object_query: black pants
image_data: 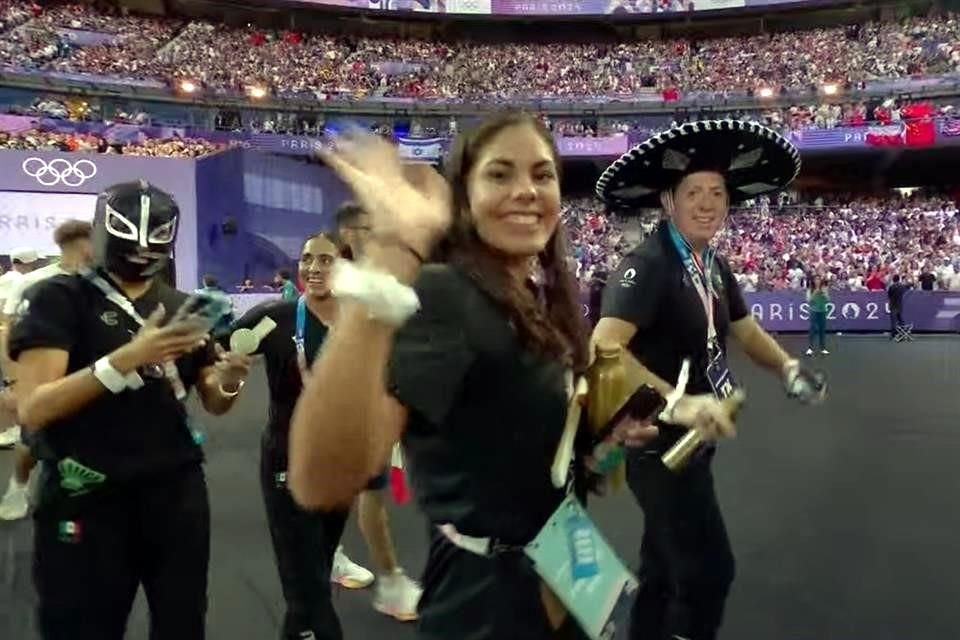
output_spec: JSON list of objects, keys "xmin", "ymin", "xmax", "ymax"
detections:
[
  {"xmin": 260, "ymin": 444, "xmax": 350, "ymax": 640},
  {"xmin": 33, "ymin": 464, "xmax": 210, "ymax": 640},
  {"xmin": 417, "ymin": 529, "xmax": 589, "ymax": 640},
  {"xmin": 890, "ymin": 307, "xmax": 904, "ymax": 336},
  {"xmin": 626, "ymin": 452, "xmax": 735, "ymax": 640}
]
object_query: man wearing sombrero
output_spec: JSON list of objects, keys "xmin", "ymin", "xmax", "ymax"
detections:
[{"xmin": 591, "ymin": 120, "xmax": 827, "ymax": 640}]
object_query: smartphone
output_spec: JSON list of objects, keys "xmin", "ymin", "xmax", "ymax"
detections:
[
  {"xmin": 592, "ymin": 384, "xmax": 666, "ymax": 445},
  {"xmin": 170, "ymin": 293, "xmax": 230, "ymax": 332}
]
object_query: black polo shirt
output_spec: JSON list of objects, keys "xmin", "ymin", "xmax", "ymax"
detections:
[
  {"xmin": 8, "ymin": 272, "xmax": 215, "ymax": 483},
  {"xmin": 387, "ymin": 264, "xmax": 570, "ymax": 545},
  {"xmin": 601, "ymin": 222, "xmax": 748, "ymax": 450},
  {"xmin": 227, "ymin": 298, "xmax": 327, "ymax": 463}
]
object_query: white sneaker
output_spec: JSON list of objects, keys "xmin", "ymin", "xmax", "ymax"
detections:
[
  {"xmin": 0, "ymin": 425, "xmax": 20, "ymax": 448},
  {"xmin": 331, "ymin": 546, "xmax": 374, "ymax": 589},
  {"xmin": 0, "ymin": 477, "xmax": 29, "ymax": 521},
  {"xmin": 805, "ymin": 348, "xmax": 814, "ymax": 356},
  {"xmin": 820, "ymin": 349, "xmax": 830, "ymax": 355},
  {"xmin": 373, "ymin": 568, "xmax": 422, "ymax": 622}
]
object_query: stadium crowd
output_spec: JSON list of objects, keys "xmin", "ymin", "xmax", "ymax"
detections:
[
  {"xmin": 562, "ymin": 197, "xmax": 633, "ymax": 283},
  {"xmin": 720, "ymin": 195, "xmax": 960, "ymax": 292},
  {"xmin": 0, "ymin": 3, "xmax": 958, "ymax": 100},
  {"xmin": 0, "ymin": 127, "xmax": 223, "ymax": 157},
  {"xmin": 564, "ymin": 195, "xmax": 960, "ymax": 292}
]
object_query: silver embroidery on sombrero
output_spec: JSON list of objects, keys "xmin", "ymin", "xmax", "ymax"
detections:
[
  {"xmin": 594, "ymin": 119, "xmax": 802, "ymax": 204},
  {"xmin": 729, "ymin": 147, "xmax": 764, "ymax": 171},
  {"xmin": 737, "ymin": 182, "xmax": 781, "ymax": 196},
  {"xmin": 662, "ymin": 148, "xmax": 691, "ymax": 172}
]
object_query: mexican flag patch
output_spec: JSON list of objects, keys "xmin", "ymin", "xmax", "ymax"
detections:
[{"xmin": 58, "ymin": 520, "xmax": 82, "ymax": 543}]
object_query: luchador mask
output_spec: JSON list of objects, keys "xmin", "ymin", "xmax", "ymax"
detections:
[{"xmin": 92, "ymin": 180, "xmax": 179, "ymax": 282}]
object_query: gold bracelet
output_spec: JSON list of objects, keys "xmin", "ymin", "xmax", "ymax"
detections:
[{"xmin": 219, "ymin": 379, "xmax": 245, "ymax": 397}]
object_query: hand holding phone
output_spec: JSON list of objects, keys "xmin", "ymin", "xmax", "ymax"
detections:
[
  {"xmin": 592, "ymin": 384, "xmax": 665, "ymax": 447},
  {"xmin": 170, "ymin": 293, "xmax": 230, "ymax": 333},
  {"xmin": 586, "ymin": 385, "xmax": 664, "ymax": 477}
]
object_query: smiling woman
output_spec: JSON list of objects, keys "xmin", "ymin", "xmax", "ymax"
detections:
[
  {"xmin": 298, "ymin": 233, "xmax": 339, "ymax": 299},
  {"xmin": 435, "ymin": 113, "xmax": 586, "ymax": 367},
  {"xmin": 287, "ymin": 113, "xmax": 660, "ymax": 639}
]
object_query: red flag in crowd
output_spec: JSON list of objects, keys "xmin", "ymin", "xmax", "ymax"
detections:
[
  {"xmin": 865, "ymin": 124, "xmax": 904, "ymax": 147},
  {"xmin": 904, "ymin": 119, "xmax": 935, "ymax": 146},
  {"xmin": 901, "ymin": 102, "xmax": 936, "ymax": 147}
]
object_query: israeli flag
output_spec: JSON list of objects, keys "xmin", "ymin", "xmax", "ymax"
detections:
[{"xmin": 397, "ymin": 137, "xmax": 445, "ymax": 163}]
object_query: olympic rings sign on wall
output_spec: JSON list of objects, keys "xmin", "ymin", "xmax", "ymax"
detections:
[{"xmin": 21, "ymin": 157, "xmax": 98, "ymax": 187}]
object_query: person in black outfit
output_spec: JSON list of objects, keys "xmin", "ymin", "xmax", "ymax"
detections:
[
  {"xmin": 8, "ymin": 181, "xmax": 252, "ymax": 640},
  {"xmin": 285, "ymin": 114, "xmax": 660, "ymax": 639},
  {"xmin": 228, "ymin": 232, "xmax": 353, "ymax": 640},
  {"xmin": 887, "ymin": 274, "xmax": 912, "ymax": 338},
  {"xmin": 591, "ymin": 120, "xmax": 828, "ymax": 640},
  {"xmin": 232, "ymin": 230, "xmax": 409, "ymax": 638},
  {"xmin": 918, "ymin": 266, "xmax": 937, "ymax": 292}
]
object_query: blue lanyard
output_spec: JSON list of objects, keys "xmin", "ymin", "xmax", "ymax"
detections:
[
  {"xmin": 294, "ymin": 296, "xmax": 309, "ymax": 380},
  {"xmin": 666, "ymin": 222, "xmax": 715, "ymax": 282},
  {"xmin": 666, "ymin": 222, "xmax": 718, "ymax": 348}
]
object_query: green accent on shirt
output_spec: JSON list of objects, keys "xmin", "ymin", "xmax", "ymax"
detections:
[
  {"xmin": 280, "ymin": 281, "xmax": 298, "ymax": 300},
  {"xmin": 808, "ymin": 289, "xmax": 829, "ymax": 313}
]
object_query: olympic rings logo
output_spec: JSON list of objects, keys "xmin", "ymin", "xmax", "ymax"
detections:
[{"xmin": 21, "ymin": 158, "xmax": 97, "ymax": 187}]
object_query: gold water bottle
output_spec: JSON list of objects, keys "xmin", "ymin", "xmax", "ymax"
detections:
[
  {"xmin": 587, "ymin": 343, "xmax": 628, "ymax": 490},
  {"xmin": 661, "ymin": 389, "xmax": 746, "ymax": 472}
]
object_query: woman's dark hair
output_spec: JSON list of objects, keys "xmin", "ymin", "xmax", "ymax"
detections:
[
  {"xmin": 301, "ymin": 231, "xmax": 343, "ymax": 257},
  {"xmin": 437, "ymin": 112, "xmax": 589, "ymax": 371}
]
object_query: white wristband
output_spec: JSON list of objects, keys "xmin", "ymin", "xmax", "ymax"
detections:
[
  {"xmin": 93, "ymin": 357, "xmax": 144, "ymax": 394},
  {"xmin": 331, "ymin": 259, "xmax": 420, "ymax": 327}
]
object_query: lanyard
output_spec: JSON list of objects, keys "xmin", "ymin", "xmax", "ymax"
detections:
[
  {"xmin": 82, "ymin": 269, "xmax": 187, "ymax": 400},
  {"xmin": 294, "ymin": 296, "xmax": 310, "ymax": 381},
  {"xmin": 667, "ymin": 223, "xmax": 718, "ymax": 352}
]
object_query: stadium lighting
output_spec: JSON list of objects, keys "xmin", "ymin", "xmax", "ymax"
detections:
[
  {"xmin": 179, "ymin": 80, "xmax": 198, "ymax": 94},
  {"xmin": 822, "ymin": 83, "xmax": 839, "ymax": 96},
  {"xmin": 757, "ymin": 87, "xmax": 774, "ymax": 99},
  {"xmin": 246, "ymin": 85, "xmax": 267, "ymax": 100}
]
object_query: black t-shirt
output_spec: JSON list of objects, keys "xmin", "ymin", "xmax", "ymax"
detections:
[
  {"xmin": 918, "ymin": 272, "xmax": 936, "ymax": 291},
  {"xmin": 388, "ymin": 264, "xmax": 569, "ymax": 545},
  {"xmin": 888, "ymin": 283, "xmax": 909, "ymax": 309},
  {"xmin": 600, "ymin": 223, "xmax": 748, "ymax": 449},
  {"xmin": 228, "ymin": 298, "xmax": 328, "ymax": 459},
  {"xmin": 8, "ymin": 272, "xmax": 215, "ymax": 482}
]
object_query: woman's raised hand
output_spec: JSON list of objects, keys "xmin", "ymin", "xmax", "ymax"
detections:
[{"xmin": 319, "ymin": 130, "xmax": 452, "ymax": 260}]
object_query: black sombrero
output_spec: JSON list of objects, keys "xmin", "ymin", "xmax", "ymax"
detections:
[{"xmin": 595, "ymin": 120, "xmax": 802, "ymax": 209}]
